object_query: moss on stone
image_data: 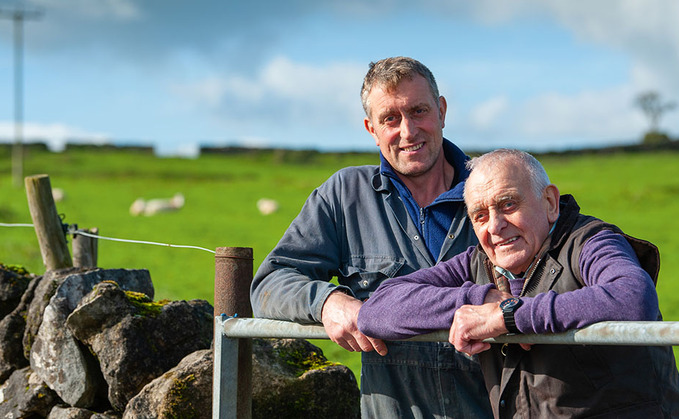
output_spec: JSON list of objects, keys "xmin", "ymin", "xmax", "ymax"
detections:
[
  {"xmin": 101, "ymin": 279, "xmax": 119, "ymax": 286},
  {"xmin": 166, "ymin": 374, "xmax": 197, "ymax": 419},
  {"xmin": 276, "ymin": 345, "xmax": 339, "ymax": 377},
  {"xmin": 123, "ymin": 290, "xmax": 169, "ymax": 318},
  {"xmin": 0, "ymin": 263, "xmax": 31, "ymax": 277},
  {"xmin": 253, "ymin": 373, "xmax": 358, "ymax": 419},
  {"xmin": 0, "ymin": 263, "xmax": 32, "ymax": 290}
]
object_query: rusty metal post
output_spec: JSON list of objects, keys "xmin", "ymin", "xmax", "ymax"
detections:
[
  {"xmin": 214, "ymin": 247, "xmax": 253, "ymax": 419},
  {"xmin": 214, "ymin": 247, "xmax": 253, "ymax": 318}
]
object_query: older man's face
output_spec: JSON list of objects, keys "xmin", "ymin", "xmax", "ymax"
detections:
[{"xmin": 465, "ymin": 161, "xmax": 559, "ymax": 275}]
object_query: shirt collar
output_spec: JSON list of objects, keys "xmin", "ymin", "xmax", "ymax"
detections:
[{"xmin": 379, "ymin": 138, "xmax": 471, "ymax": 200}]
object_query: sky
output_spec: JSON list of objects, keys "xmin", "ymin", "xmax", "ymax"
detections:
[{"xmin": 0, "ymin": 0, "xmax": 678, "ymax": 157}]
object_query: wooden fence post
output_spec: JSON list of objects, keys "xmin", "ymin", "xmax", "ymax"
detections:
[
  {"xmin": 25, "ymin": 174, "xmax": 72, "ymax": 271},
  {"xmin": 214, "ymin": 247, "xmax": 253, "ymax": 419},
  {"xmin": 72, "ymin": 227, "xmax": 98, "ymax": 268}
]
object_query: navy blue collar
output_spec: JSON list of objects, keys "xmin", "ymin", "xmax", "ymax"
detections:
[{"xmin": 380, "ymin": 138, "xmax": 470, "ymax": 202}]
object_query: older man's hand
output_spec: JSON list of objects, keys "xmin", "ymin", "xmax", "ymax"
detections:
[
  {"xmin": 321, "ymin": 290, "xmax": 388, "ymax": 356},
  {"xmin": 448, "ymin": 302, "xmax": 507, "ymax": 356}
]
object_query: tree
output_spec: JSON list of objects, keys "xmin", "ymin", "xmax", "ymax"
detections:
[{"xmin": 635, "ymin": 91, "xmax": 676, "ymax": 133}]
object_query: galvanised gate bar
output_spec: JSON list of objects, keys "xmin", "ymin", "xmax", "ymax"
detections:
[
  {"xmin": 211, "ymin": 246, "xmax": 679, "ymax": 419},
  {"xmin": 213, "ymin": 317, "xmax": 679, "ymax": 419}
]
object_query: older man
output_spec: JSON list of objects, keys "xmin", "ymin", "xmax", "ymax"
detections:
[
  {"xmin": 251, "ymin": 57, "xmax": 492, "ymax": 418},
  {"xmin": 358, "ymin": 149, "xmax": 679, "ymax": 418}
]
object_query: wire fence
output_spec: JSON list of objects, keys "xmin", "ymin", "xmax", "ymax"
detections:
[
  {"xmin": 0, "ymin": 222, "xmax": 34, "ymax": 228},
  {"xmin": 0, "ymin": 221, "xmax": 216, "ymax": 254}
]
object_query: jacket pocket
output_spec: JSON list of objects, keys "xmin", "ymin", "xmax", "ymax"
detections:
[{"xmin": 338, "ymin": 255, "xmax": 405, "ymax": 294}]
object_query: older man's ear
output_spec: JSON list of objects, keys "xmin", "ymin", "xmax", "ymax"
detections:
[{"xmin": 544, "ymin": 184, "xmax": 560, "ymax": 224}]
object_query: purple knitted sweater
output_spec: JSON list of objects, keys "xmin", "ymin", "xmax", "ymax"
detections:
[{"xmin": 358, "ymin": 229, "xmax": 659, "ymax": 340}]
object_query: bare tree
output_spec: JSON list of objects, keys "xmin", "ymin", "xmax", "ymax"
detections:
[{"xmin": 635, "ymin": 91, "xmax": 676, "ymax": 132}]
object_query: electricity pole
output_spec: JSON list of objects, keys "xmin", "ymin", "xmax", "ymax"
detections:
[{"xmin": 1, "ymin": 6, "xmax": 42, "ymax": 188}]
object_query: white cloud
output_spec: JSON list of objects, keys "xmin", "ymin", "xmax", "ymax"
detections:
[
  {"xmin": 172, "ymin": 56, "xmax": 366, "ymax": 129},
  {"xmin": 446, "ymin": 1, "xmax": 679, "ymax": 93},
  {"xmin": 155, "ymin": 142, "xmax": 200, "ymax": 158},
  {"xmin": 532, "ymin": 1, "xmax": 679, "ymax": 92},
  {"xmin": 4, "ymin": 0, "xmax": 677, "ymax": 153},
  {"xmin": 262, "ymin": 57, "xmax": 358, "ymax": 100},
  {"xmin": 171, "ymin": 77, "xmax": 232, "ymax": 109},
  {"xmin": 0, "ymin": 121, "xmax": 110, "ymax": 151},
  {"xmin": 469, "ymin": 96, "xmax": 509, "ymax": 130},
  {"xmin": 30, "ymin": 0, "xmax": 141, "ymax": 20},
  {"xmin": 517, "ymin": 86, "xmax": 647, "ymax": 140},
  {"xmin": 442, "ymin": 0, "xmax": 679, "ymax": 147},
  {"xmin": 543, "ymin": 0, "xmax": 679, "ymax": 45}
]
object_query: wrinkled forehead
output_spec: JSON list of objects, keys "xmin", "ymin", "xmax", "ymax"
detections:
[{"xmin": 464, "ymin": 162, "xmax": 530, "ymax": 206}]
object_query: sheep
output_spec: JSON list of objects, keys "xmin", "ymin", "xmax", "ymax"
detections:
[
  {"xmin": 52, "ymin": 188, "xmax": 66, "ymax": 202},
  {"xmin": 130, "ymin": 193, "xmax": 185, "ymax": 216},
  {"xmin": 129, "ymin": 198, "xmax": 147, "ymax": 216},
  {"xmin": 256, "ymin": 198, "xmax": 279, "ymax": 215}
]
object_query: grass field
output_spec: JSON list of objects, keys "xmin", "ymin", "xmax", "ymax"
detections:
[{"xmin": 1, "ymin": 146, "xmax": 678, "ymax": 381}]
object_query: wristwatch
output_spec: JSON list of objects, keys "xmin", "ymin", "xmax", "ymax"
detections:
[{"xmin": 499, "ymin": 297, "xmax": 523, "ymax": 334}]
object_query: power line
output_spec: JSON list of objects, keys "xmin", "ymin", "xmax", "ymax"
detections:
[{"xmin": 0, "ymin": 6, "xmax": 43, "ymax": 188}]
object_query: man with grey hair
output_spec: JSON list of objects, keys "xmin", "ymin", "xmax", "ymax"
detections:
[
  {"xmin": 359, "ymin": 148, "xmax": 679, "ymax": 417},
  {"xmin": 251, "ymin": 56, "xmax": 492, "ymax": 417}
]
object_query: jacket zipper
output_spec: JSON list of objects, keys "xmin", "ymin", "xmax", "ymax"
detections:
[{"xmin": 519, "ymin": 253, "xmax": 547, "ymax": 297}]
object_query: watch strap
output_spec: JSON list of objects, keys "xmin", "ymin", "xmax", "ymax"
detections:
[
  {"xmin": 503, "ymin": 310, "xmax": 520, "ymax": 334},
  {"xmin": 500, "ymin": 297, "xmax": 522, "ymax": 334}
]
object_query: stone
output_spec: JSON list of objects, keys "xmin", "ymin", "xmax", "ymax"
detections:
[
  {"xmin": 48, "ymin": 405, "xmax": 96, "ymax": 419},
  {"xmin": 0, "ymin": 265, "xmax": 32, "ymax": 319},
  {"xmin": 0, "ymin": 265, "xmax": 360, "ymax": 417},
  {"xmin": 0, "ymin": 275, "xmax": 40, "ymax": 382},
  {"xmin": 125, "ymin": 339, "xmax": 361, "ymax": 419},
  {"xmin": 24, "ymin": 268, "xmax": 88, "ymax": 359},
  {"xmin": 252, "ymin": 339, "xmax": 360, "ymax": 419},
  {"xmin": 0, "ymin": 367, "xmax": 59, "ymax": 418},
  {"xmin": 47, "ymin": 406, "xmax": 122, "ymax": 419},
  {"xmin": 0, "ymin": 312, "xmax": 29, "ymax": 383},
  {"xmin": 67, "ymin": 282, "xmax": 213, "ymax": 411},
  {"xmin": 90, "ymin": 412, "xmax": 122, "ymax": 419},
  {"xmin": 28, "ymin": 268, "xmax": 154, "ymax": 408},
  {"xmin": 124, "ymin": 349, "xmax": 213, "ymax": 419}
]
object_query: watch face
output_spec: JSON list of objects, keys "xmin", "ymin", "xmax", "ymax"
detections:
[{"xmin": 500, "ymin": 297, "xmax": 521, "ymax": 311}]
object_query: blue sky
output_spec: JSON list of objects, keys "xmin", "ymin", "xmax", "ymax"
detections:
[{"xmin": 0, "ymin": 0, "xmax": 677, "ymax": 156}]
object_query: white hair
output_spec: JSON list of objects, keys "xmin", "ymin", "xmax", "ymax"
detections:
[{"xmin": 463, "ymin": 149, "xmax": 551, "ymax": 202}]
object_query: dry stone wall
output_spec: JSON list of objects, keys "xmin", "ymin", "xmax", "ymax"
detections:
[{"xmin": 0, "ymin": 265, "xmax": 359, "ymax": 418}]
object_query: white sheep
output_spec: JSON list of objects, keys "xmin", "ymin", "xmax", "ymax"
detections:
[
  {"xmin": 52, "ymin": 188, "xmax": 66, "ymax": 202},
  {"xmin": 256, "ymin": 198, "xmax": 279, "ymax": 215},
  {"xmin": 130, "ymin": 193, "xmax": 185, "ymax": 216}
]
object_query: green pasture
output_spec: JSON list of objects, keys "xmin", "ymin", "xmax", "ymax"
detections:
[{"xmin": 1, "ymin": 146, "xmax": 678, "ymax": 381}]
